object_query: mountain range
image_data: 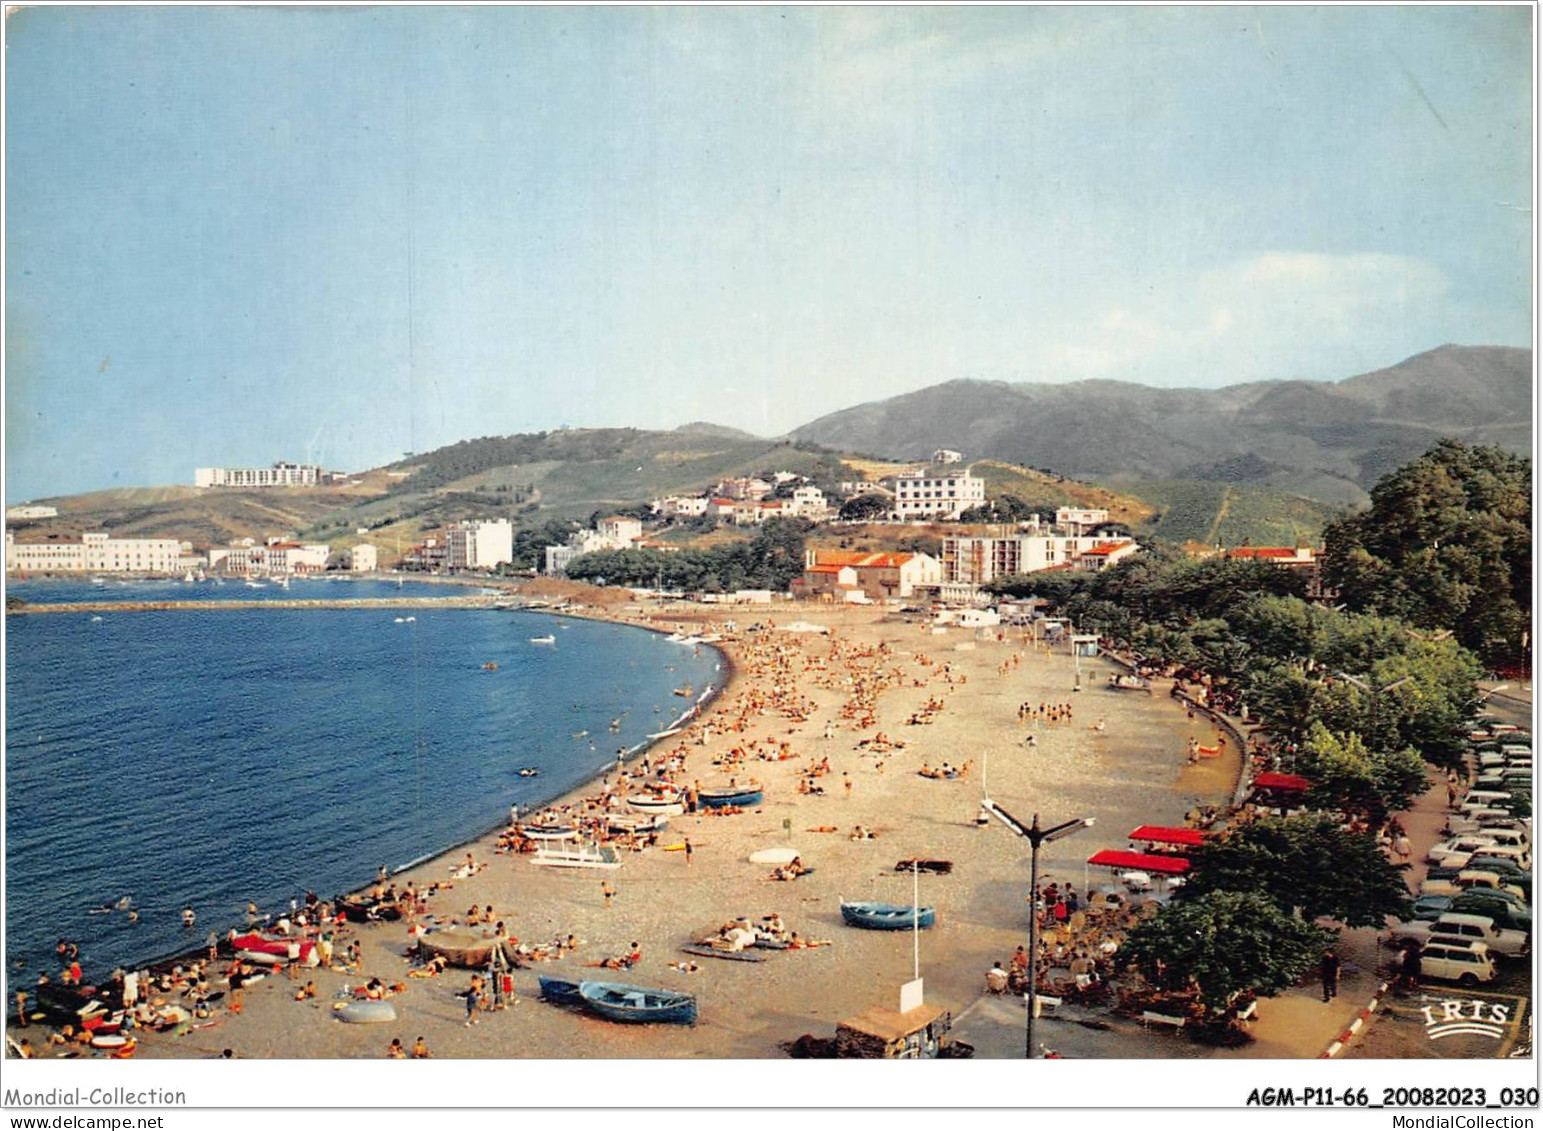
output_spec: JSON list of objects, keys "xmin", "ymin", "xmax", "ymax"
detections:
[{"xmin": 789, "ymin": 345, "xmax": 1531, "ymax": 505}]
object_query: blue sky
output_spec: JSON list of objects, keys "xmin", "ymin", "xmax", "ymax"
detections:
[{"xmin": 5, "ymin": 6, "xmax": 1532, "ymax": 500}]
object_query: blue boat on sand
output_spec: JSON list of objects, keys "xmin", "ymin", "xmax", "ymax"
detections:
[
  {"xmin": 840, "ymin": 901, "xmax": 936, "ymax": 931},
  {"xmin": 577, "ymin": 981, "xmax": 698, "ymax": 1025},
  {"xmin": 697, "ymin": 784, "xmax": 763, "ymax": 809},
  {"xmin": 537, "ymin": 976, "xmax": 586, "ymax": 1009}
]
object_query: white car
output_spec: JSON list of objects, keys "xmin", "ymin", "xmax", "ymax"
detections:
[
  {"xmin": 1417, "ymin": 941, "xmax": 1498, "ymax": 986},
  {"xmin": 1391, "ymin": 913, "xmax": 1530, "ymax": 958},
  {"xmin": 1427, "ymin": 835, "xmax": 1502, "ymax": 868}
]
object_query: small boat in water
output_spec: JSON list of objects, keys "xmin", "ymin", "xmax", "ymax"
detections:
[
  {"xmin": 530, "ymin": 635, "xmax": 556, "ymax": 644},
  {"xmin": 517, "ymin": 767, "xmax": 540, "ymax": 777},
  {"xmin": 697, "ymin": 784, "xmax": 764, "ymax": 808},
  {"xmin": 840, "ymin": 901, "xmax": 936, "ymax": 931},
  {"xmin": 578, "ymin": 981, "xmax": 697, "ymax": 1025}
]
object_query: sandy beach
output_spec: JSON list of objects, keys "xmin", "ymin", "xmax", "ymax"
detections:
[{"xmin": 84, "ymin": 599, "xmax": 1239, "ymax": 1060}]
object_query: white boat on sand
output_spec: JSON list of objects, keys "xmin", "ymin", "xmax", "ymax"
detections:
[{"xmin": 530, "ymin": 843, "xmax": 622, "ymax": 870}]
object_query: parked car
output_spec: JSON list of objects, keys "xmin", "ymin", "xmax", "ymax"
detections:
[
  {"xmin": 1410, "ymin": 893, "xmax": 1454, "ymax": 921},
  {"xmin": 1417, "ymin": 941, "xmax": 1498, "ymax": 986},
  {"xmin": 1428, "ymin": 835, "xmax": 1503, "ymax": 867},
  {"xmin": 1420, "ymin": 871, "xmax": 1528, "ymax": 901},
  {"xmin": 1390, "ymin": 913, "xmax": 1529, "ymax": 958},
  {"xmin": 1443, "ymin": 812, "xmax": 1530, "ymax": 837},
  {"xmin": 1449, "ymin": 891, "xmax": 1532, "ymax": 933}
]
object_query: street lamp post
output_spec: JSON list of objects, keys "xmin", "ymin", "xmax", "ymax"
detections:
[
  {"xmin": 1333, "ymin": 672, "xmax": 1414, "ymax": 746},
  {"xmin": 980, "ymin": 799, "xmax": 1093, "ymax": 1058}
]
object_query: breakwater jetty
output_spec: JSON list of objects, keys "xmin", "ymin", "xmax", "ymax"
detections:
[{"xmin": 7, "ymin": 595, "xmax": 512, "ymax": 614}]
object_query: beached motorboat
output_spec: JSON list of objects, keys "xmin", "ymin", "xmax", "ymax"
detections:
[
  {"xmin": 577, "ymin": 981, "xmax": 697, "ymax": 1025},
  {"xmin": 538, "ymin": 976, "xmax": 586, "ymax": 1009},
  {"xmin": 1107, "ymin": 673, "xmax": 1152, "ymax": 693},
  {"xmin": 697, "ymin": 784, "xmax": 764, "ymax": 808},
  {"xmin": 625, "ymin": 794, "xmax": 686, "ymax": 816},
  {"xmin": 337, "ymin": 896, "xmax": 402, "ymax": 924},
  {"xmin": 520, "ymin": 824, "xmax": 580, "ymax": 841},
  {"xmin": 607, "ymin": 813, "xmax": 670, "ymax": 835},
  {"xmin": 530, "ymin": 843, "xmax": 622, "ymax": 870},
  {"xmin": 839, "ymin": 901, "xmax": 936, "ymax": 930},
  {"xmin": 230, "ymin": 932, "xmax": 319, "ymax": 965}
]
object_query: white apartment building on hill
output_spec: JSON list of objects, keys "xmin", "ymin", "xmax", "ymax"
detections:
[
  {"xmin": 195, "ymin": 462, "xmax": 322, "ymax": 488},
  {"xmin": 892, "ymin": 467, "xmax": 985, "ymax": 521},
  {"xmin": 6, "ymin": 530, "xmax": 183, "ymax": 574}
]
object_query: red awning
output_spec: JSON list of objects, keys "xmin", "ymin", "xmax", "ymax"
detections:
[
  {"xmin": 1085, "ymin": 849, "xmax": 1190, "ymax": 875},
  {"xmin": 1254, "ymin": 772, "xmax": 1312, "ymax": 792},
  {"xmin": 1128, "ymin": 826, "xmax": 1207, "ymax": 847}
]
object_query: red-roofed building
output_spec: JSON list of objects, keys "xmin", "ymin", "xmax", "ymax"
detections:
[
  {"xmin": 1221, "ymin": 545, "xmax": 1331, "ymax": 600},
  {"xmin": 794, "ymin": 548, "xmax": 942, "ymax": 601},
  {"xmin": 1076, "ymin": 540, "xmax": 1139, "ymax": 571}
]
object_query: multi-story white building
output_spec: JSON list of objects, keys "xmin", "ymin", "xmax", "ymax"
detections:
[
  {"xmin": 6, "ymin": 504, "xmax": 58, "ymax": 521},
  {"xmin": 6, "ymin": 530, "xmax": 182, "ymax": 574},
  {"xmin": 932, "ymin": 449, "xmax": 963, "ymax": 465},
  {"xmin": 543, "ymin": 518, "xmax": 643, "ymax": 575},
  {"xmin": 195, "ymin": 462, "xmax": 322, "ymax": 489},
  {"xmin": 350, "ymin": 544, "xmax": 378, "ymax": 573},
  {"xmin": 597, "ymin": 516, "xmax": 643, "ymax": 544},
  {"xmin": 790, "ymin": 486, "xmax": 830, "ymax": 518},
  {"xmin": 209, "ymin": 537, "xmax": 330, "ymax": 575},
  {"xmin": 891, "ymin": 467, "xmax": 986, "ymax": 521},
  {"xmin": 444, "ymin": 518, "xmax": 514, "ymax": 570},
  {"xmin": 1055, "ymin": 507, "xmax": 1111, "ymax": 535},
  {"xmin": 942, "ymin": 533, "xmax": 1140, "ymax": 584}
]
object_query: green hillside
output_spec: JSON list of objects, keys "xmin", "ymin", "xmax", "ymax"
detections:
[{"xmin": 1120, "ymin": 479, "xmax": 1349, "ymax": 547}]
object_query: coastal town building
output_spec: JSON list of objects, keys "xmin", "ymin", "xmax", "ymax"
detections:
[
  {"xmin": 5, "ymin": 530, "xmax": 182, "ymax": 574},
  {"xmin": 1055, "ymin": 507, "xmax": 1111, "ymax": 535},
  {"xmin": 543, "ymin": 516, "xmax": 645, "ymax": 575},
  {"xmin": 790, "ymin": 485, "xmax": 831, "ymax": 518},
  {"xmin": 1220, "ymin": 545, "xmax": 1332, "ymax": 599},
  {"xmin": 838, "ymin": 480, "xmax": 889, "ymax": 497},
  {"xmin": 209, "ymin": 537, "xmax": 332, "ymax": 575},
  {"xmin": 793, "ymin": 549, "xmax": 942, "ymax": 602},
  {"xmin": 891, "ymin": 467, "xmax": 985, "ymax": 521},
  {"xmin": 444, "ymin": 518, "xmax": 514, "ymax": 570},
  {"xmin": 6, "ymin": 504, "xmax": 58, "ymax": 521},
  {"xmin": 350, "ymin": 544, "xmax": 378, "ymax": 572},
  {"xmin": 653, "ymin": 495, "xmax": 710, "ymax": 517},
  {"xmin": 1075, "ymin": 540, "xmax": 1140, "ymax": 571},
  {"xmin": 932, "ymin": 449, "xmax": 963, "ymax": 465},
  {"xmin": 941, "ymin": 532, "xmax": 1140, "ymax": 584},
  {"xmin": 194, "ymin": 462, "xmax": 323, "ymax": 489},
  {"xmin": 715, "ymin": 476, "xmax": 773, "ymax": 501}
]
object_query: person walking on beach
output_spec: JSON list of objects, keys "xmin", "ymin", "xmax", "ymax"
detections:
[
  {"xmin": 602, "ymin": 882, "xmax": 615, "ymax": 909},
  {"xmin": 684, "ymin": 838, "xmax": 694, "ymax": 867},
  {"xmin": 464, "ymin": 980, "xmax": 481, "ymax": 1026},
  {"xmin": 843, "ymin": 773, "xmax": 852, "ymax": 800}
]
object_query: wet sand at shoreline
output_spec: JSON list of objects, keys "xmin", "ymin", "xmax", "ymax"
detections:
[{"xmin": 84, "ymin": 600, "xmax": 1239, "ymax": 1060}]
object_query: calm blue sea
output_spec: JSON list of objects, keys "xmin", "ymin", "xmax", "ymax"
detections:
[{"xmin": 4, "ymin": 589, "xmax": 720, "ymax": 988}]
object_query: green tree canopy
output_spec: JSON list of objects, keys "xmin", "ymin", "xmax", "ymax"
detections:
[
  {"xmin": 838, "ymin": 493, "xmax": 892, "ymax": 521},
  {"xmin": 1323, "ymin": 441, "xmax": 1531, "ymax": 669},
  {"xmin": 1123, "ymin": 891, "xmax": 1334, "ymax": 1012},
  {"xmin": 1180, "ymin": 812, "xmax": 1413, "ymax": 927}
]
